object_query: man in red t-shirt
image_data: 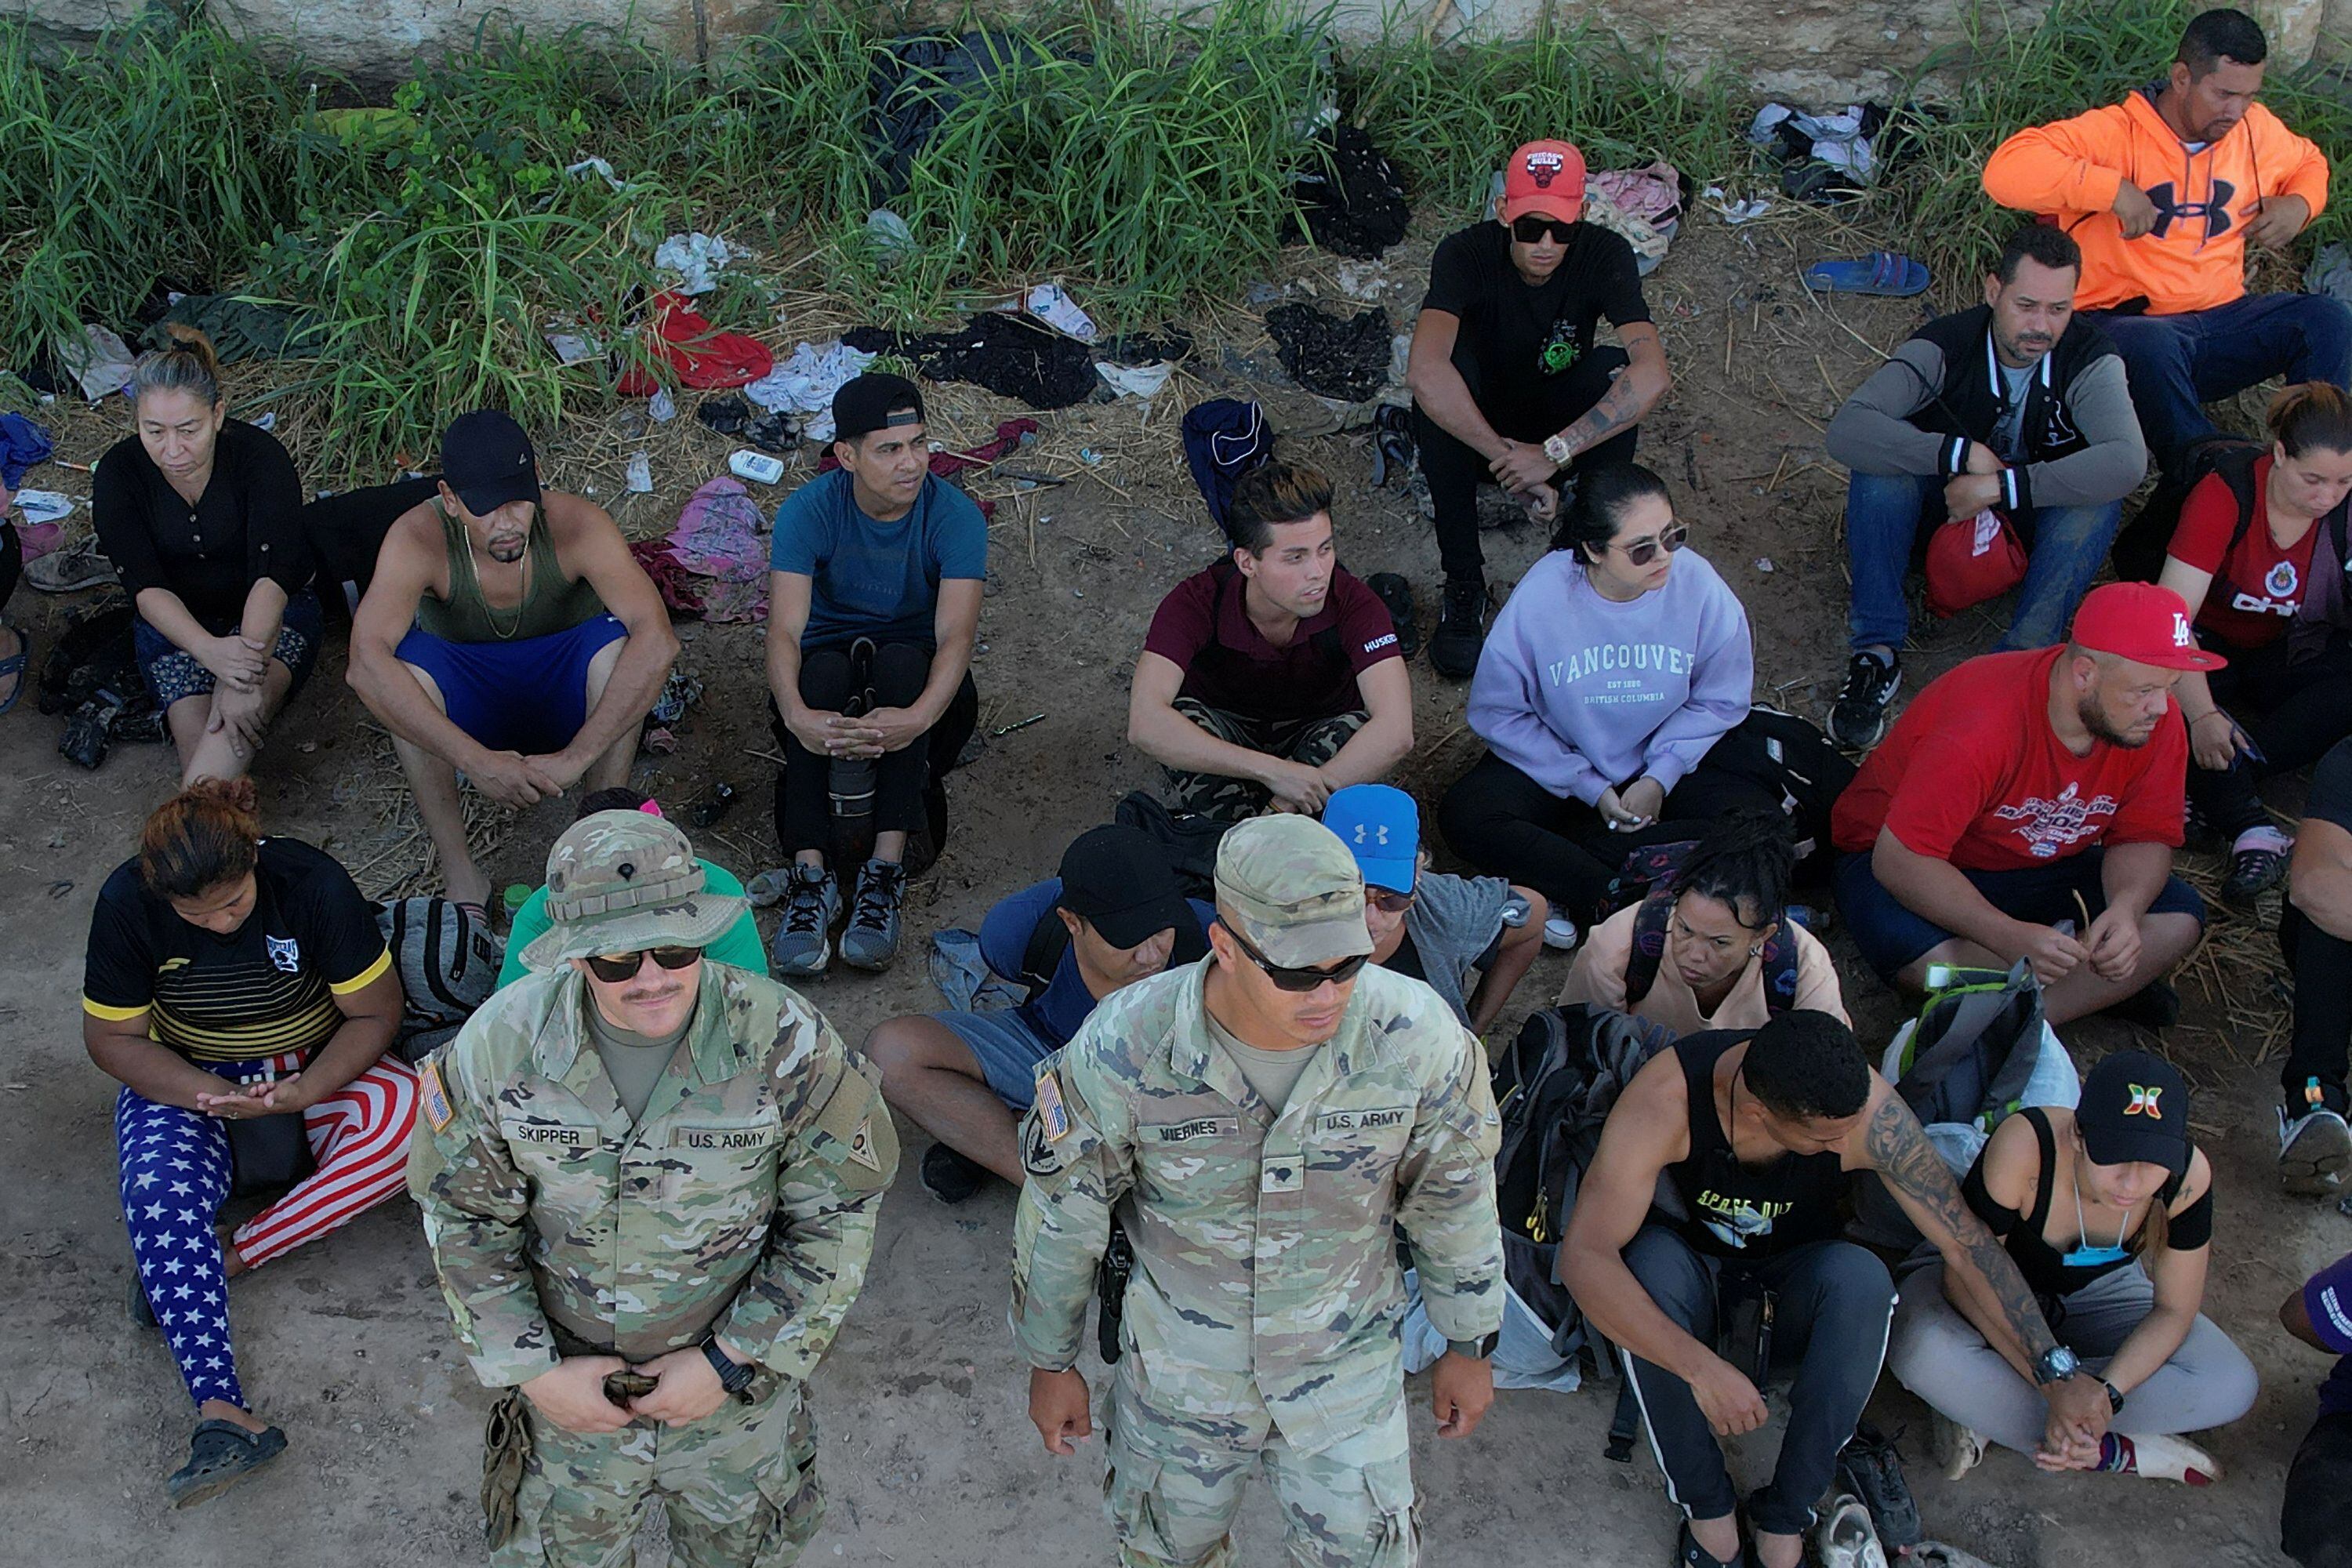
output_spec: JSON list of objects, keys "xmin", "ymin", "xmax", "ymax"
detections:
[
  {"xmin": 1128, "ymin": 459, "xmax": 1413, "ymax": 821},
  {"xmin": 1830, "ymin": 582, "xmax": 2212, "ymax": 1025}
]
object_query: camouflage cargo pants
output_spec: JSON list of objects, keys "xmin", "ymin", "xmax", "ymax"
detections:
[
  {"xmin": 1163, "ymin": 699, "xmax": 1369, "ymax": 824},
  {"xmin": 1102, "ymin": 1377, "xmax": 1419, "ymax": 1568},
  {"xmin": 495, "ymin": 1376, "xmax": 822, "ymax": 1568}
]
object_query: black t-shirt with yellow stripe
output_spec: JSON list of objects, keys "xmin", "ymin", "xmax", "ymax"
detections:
[{"xmin": 83, "ymin": 838, "xmax": 390, "ymax": 1064}]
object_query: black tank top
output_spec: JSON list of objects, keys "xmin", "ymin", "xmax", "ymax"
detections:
[
  {"xmin": 1658, "ymin": 1031, "xmax": 1848, "ymax": 1261},
  {"xmin": 1960, "ymin": 1107, "xmax": 2209, "ymax": 1301}
]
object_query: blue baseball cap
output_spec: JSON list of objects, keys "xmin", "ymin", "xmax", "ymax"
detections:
[{"xmin": 1323, "ymin": 783, "xmax": 1419, "ymax": 894}]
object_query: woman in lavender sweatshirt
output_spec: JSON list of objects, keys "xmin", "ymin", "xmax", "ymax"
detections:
[{"xmin": 1439, "ymin": 463, "xmax": 1772, "ymax": 946}]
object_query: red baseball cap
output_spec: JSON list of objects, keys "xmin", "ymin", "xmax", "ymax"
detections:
[
  {"xmin": 1500, "ymin": 140, "xmax": 1587, "ymax": 224},
  {"xmin": 2068, "ymin": 582, "xmax": 2227, "ymax": 671}
]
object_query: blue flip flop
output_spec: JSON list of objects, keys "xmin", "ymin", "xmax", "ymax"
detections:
[
  {"xmin": 1803, "ymin": 251, "xmax": 1929, "ymax": 297},
  {"xmin": 0, "ymin": 622, "xmax": 25, "ymax": 716}
]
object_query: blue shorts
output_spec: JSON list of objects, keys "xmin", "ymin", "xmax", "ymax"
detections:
[
  {"xmin": 395, "ymin": 613, "xmax": 628, "ymax": 757},
  {"xmin": 935, "ymin": 1007, "xmax": 1058, "ymax": 1111},
  {"xmin": 1835, "ymin": 847, "xmax": 2206, "ymax": 980},
  {"xmin": 136, "ymin": 590, "xmax": 324, "ymax": 710}
]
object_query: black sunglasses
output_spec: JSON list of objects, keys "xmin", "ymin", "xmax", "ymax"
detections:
[
  {"xmin": 1511, "ymin": 215, "xmax": 1577, "ymax": 245},
  {"xmin": 1230, "ymin": 927, "xmax": 1370, "ymax": 993},
  {"xmin": 1617, "ymin": 523, "xmax": 1690, "ymax": 567},
  {"xmin": 583, "ymin": 946, "xmax": 704, "ymax": 983},
  {"xmin": 1368, "ymin": 887, "xmax": 1416, "ymax": 915}
]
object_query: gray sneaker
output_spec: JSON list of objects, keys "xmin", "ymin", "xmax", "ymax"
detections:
[
  {"xmin": 768, "ymin": 864, "xmax": 839, "ymax": 978},
  {"xmin": 838, "ymin": 858, "xmax": 907, "ymax": 971}
]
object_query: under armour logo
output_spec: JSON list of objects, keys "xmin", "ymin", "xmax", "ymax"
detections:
[
  {"xmin": 1525, "ymin": 150, "xmax": 1566, "ymax": 187},
  {"xmin": 2141, "ymin": 179, "xmax": 2236, "ymax": 241},
  {"xmin": 2172, "ymin": 612, "xmax": 2193, "ymax": 648},
  {"xmin": 2125, "ymin": 1083, "xmax": 2163, "ymax": 1116},
  {"xmin": 1351, "ymin": 824, "xmax": 1390, "ymax": 845}
]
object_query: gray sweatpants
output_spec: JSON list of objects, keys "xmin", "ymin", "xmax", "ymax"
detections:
[{"xmin": 1886, "ymin": 1260, "xmax": 2259, "ymax": 1454}]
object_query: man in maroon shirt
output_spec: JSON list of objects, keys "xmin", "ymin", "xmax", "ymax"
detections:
[
  {"xmin": 1830, "ymin": 582, "xmax": 2210, "ymax": 1025},
  {"xmin": 1127, "ymin": 459, "xmax": 1414, "ymax": 821}
]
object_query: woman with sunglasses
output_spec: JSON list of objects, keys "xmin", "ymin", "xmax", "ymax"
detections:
[
  {"xmin": 82, "ymin": 778, "xmax": 409, "ymax": 1505},
  {"xmin": 1440, "ymin": 462, "xmax": 1774, "ymax": 949}
]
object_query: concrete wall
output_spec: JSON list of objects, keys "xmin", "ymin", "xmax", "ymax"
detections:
[{"xmin": 6, "ymin": 0, "xmax": 2346, "ymax": 93}]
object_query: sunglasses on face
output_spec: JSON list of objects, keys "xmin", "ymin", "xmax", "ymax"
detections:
[
  {"xmin": 1230, "ymin": 928, "xmax": 1370, "ymax": 993},
  {"xmin": 1616, "ymin": 524, "xmax": 1690, "ymax": 566},
  {"xmin": 1511, "ymin": 216, "xmax": 1577, "ymax": 245},
  {"xmin": 1368, "ymin": 887, "xmax": 1417, "ymax": 915},
  {"xmin": 583, "ymin": 946, "xmax": 703, "ymax": 983}
]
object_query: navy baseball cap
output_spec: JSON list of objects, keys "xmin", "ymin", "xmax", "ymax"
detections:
[
  {"xmin": 440, "ymin": 409, "xmax": 541, "ymax": 517},
  {"xmin": 832, "ymin": 373, "xmax": 927, "ymax": 445},
  {"xmin": 1323, "ymin": 783, "xmax": 1419, "ymax": 894}
]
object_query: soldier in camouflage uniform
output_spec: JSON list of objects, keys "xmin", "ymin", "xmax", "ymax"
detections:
[
  {"xmin": 408, "ymin": 810, "xmax": 898, "ymax": 1566},
  {"xmin": 1011, "ymin": 814, "xmax": 1504, "ymax": 1567}
]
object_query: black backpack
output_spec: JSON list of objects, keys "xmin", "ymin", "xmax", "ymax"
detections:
[
  {"xmin": 1111, "ymin": 791, "xmax": 1230, "ymax": 902},
  {"xmin": 1622, "ymin": 881, "xmax": 1801, "ymax": 1018},
  {"xmin": 1490, "ymin": 1004, "xmax": 1683, "ymax": 1366}
]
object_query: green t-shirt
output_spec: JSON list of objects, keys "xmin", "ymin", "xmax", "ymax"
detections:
[{"xmin": 495, "ymin": 859, "xmax": 767, "ymax": 989}]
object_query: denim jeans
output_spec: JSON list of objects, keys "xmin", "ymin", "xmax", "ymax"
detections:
[
  {"xmin": 2087, "ymin": 292, "xmax": 2352, "ymax": 477},
  {"xmin": 1843, "ymin": 470, "xmax": 2124, "ymax": 653}
]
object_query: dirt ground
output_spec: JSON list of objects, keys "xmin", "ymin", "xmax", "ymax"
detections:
[{"xmin": 2, "ymin": 207, "xmax": 2344, "ymax": 1567}]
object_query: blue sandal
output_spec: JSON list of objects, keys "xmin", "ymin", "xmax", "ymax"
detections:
[
  {"xmin": 1803, "ymin": 251, "xmax": 1929, "ymax": 297},
  {"xmin": 167, "ymin": 1417, "xmax": 288, "ymax": 1508},
  {"xmin": 0, "ymin": 622, "xmax": 24, "ymax": 716}
]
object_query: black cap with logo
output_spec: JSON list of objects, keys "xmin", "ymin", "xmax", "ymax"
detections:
[
  {"xmin": 2076, "ymin": 1047, "xmax": 2192, "ymax": 1179},
  {"xmin": 440, "ymin": 408, "xmax": 542, "ymax": 517},
  {"xmin": 832, "ymin": 372, "xmax": 927, "ymax": 445},
  {"xmin": 1055, "ymin": 825, "xmax": 1192, "ymax": 951}
]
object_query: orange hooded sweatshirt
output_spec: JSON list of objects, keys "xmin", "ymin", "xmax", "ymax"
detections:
[{"xmin": 1982, "ymin": 87, "xmax": 2331, "ymax": 314}]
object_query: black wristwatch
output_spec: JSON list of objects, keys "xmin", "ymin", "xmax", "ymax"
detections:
[
  {"xmin": 2031, "ymin": 1345, "xmax": 2081, "ymax": 1386},
  {"xmin": 2103, "ymin": 1378, "xmax": 2125, "ymax": 1415},
  {"xmin": 1446, "ymin": 1333, "xmax": 1500, "ymax": 1361},
  {"xmin": 701, "ymin": 1334, "xmax": 757, "ymax": 1395}
]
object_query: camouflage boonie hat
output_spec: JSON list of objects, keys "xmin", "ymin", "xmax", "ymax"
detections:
[
  {"xmin": 1213, "ymin": 815, "xmax": 1372, "ymax": 968},
  {"xmin": 517, "ymin": 810, "xmax": 747, "ymax": 968}
]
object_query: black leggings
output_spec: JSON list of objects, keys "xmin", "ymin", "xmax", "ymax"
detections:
[
  {"xmin": 1411, "ymin": 345, "xmax": 1635, "ymax": 584},
  {"xmin": 2190, "ymin": 633, "xmax": 2352, "ymax": 838},
  {"xmin": 770, "ymin": 640, "xmax": 978, "ymax": 857},
  {"xmin": 1, "ymin": 517, "xmax": 20, "ymax": 608},
  {"xmin": 1438, "ymin": 744, "xmax": 1781, "ymax": 924},
  {"xmin": 2281, "ymin": 902, "xmax": 2352, "ymax": 1098}
]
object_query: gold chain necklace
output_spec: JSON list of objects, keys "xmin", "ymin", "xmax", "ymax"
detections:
[{"xmin": 461, "ymin": 525, "xmax": 532, "ymax": 641}]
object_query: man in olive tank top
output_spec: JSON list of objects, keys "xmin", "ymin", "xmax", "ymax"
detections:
[
  {"xmin": 1560, "ymin": 1010, "xmax": 2107, "ymax": 1568},
  {"xmin": 349, "ymin": 411, "xmax": 681, "ymax": 910}
]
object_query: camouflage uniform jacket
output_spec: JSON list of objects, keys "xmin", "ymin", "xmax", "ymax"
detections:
[
  {"xmin": 409, "ymin": 961, "xmax": 898, "ymax": 1389},
  {"xmin": 1011, "ymin": 959, "xmax": 1503, "ymax": 1454}
]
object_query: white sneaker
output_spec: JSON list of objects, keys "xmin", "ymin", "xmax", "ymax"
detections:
[
  {"xmin": 1811, "ymin": 1494, "xmax": 1889, "ymax": 1568},
  {"xmin": 2118, "ymin": 1432, "xmax": 2220, "ymax": 1485},
  {"xmin": 2280, "ymin": 1094, "xmax": 2352, "ymax": 1195},
  {"xmin": 1542, "ymin": 916, "xmax": 1580, "ymax": 951},
  {"xmin": 1930, "ymin": 1410, "xmax": 1985, "ymax": 1481}
]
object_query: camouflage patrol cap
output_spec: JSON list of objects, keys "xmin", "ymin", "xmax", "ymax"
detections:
[
  {"xmin": 517, "ymin": 810, "xmax": 748, "ymax": 968},
  {"xmin": 1213, "ymin": 815, "xmax": 1373, "ymax": 968}
]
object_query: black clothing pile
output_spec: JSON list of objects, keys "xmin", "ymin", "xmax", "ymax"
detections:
[
  {"xmin": 868, "ymin": 31, "xmax": 1058, "ymax": 202},
  {"xmin": 1289, "ymin": 125, "xmax": 1411, "ymax": 259},
  {"xmin": 1264, "ymin": 303, "xmax": 1392, "ymax": 401},
  {"xmin": 38, "ymin": 598, "xmax": 162, "ymax": 768},
  {"xmin": 844, "ymin": 314, "xmax": 1098, "ymax": 409}
]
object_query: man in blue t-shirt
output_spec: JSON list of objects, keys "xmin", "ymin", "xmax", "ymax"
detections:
[
  {"xmin": 2283, "ymin": 1253, "xmax": 2352, "ymax": 1566},
  {"xmin": 863, "ymin": 825, "xmax": 1212, "ymax": 1204},
  {"xmin": 764, "ymin": 373, "xmax": 986, "ymax": 978}
]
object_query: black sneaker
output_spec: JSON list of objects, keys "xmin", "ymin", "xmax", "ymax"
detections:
[
  {"xmin": 1835, "ymin": 1421, "xmax": 1922, "ymax": 1551},
  {"xmin": 1365, "ymin": 572, "xmax": 1420, "ymax": 661},
  {"xmin": 839, "ymin": 858, "xmax": 907, "ymax": 971},
  {"xmin": 920, "ymin": 1142, "xmax": 987, "ymax": 1204},
  {"xmin": 1430, "ymin": 576, "xmax": 1486, "ymax": 681},
  {"xmin": 2222, "ymin": 825, "xmax": 2294, "ymax": 904},
  {"xmin": 1828, "ymin": 651, "xmax": 1901, "ymax": 750},
  {"xmin": 2103, "ymin": 977, "xmax": 2182, "ymax": 1030}
]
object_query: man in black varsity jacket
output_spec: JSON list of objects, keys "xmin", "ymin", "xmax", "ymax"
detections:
[{"xmin": 1824, "ymin": 223, "xmax": 2148, "ymax": 749}]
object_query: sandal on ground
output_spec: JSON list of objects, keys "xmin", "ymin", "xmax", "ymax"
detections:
[
  {"xmin": 0, "ymin": 622, "xmax": 25, "ymax": 716},
  {"xmin": 167, "ymin": 1418, "xmax": 288, "ymax": 1508},
  {"xmin": 1675, "ymin": 1520, "xmax": 1740, "ymax": 1568},
  {"xmin": 1803, "ymin": 251, "xmax": 1929, "ymax": 296}
]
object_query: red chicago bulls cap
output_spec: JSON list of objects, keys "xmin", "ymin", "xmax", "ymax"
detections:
[
  {"xmin": 2076, "ymin": 1047, "xmax": 2190, "ymax": 1179},
  {"xmin": 2067, "ymin": 581, "xmax": 2227, "ymax": 671},
  {"xmin": 1500, "ymin": 140, "xmax": 1587, "ymax": 223}
]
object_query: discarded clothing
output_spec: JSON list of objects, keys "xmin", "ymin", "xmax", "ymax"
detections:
[
  {"xmin": 56, "ymin": 324, "xmax": 136, "ymax": 401},
  {"xmin": 745, "ymin": 340, "xmax": 880, "ymax": 444},
  {"xmin": 1290, "ymin": 124, "xmax": 1412, "ymax": 260},
  {"xmin": 1096, "ymin": 361, "xmax": 1174, "ymax": 399},
  {"xmin": 663, "ymin": 477, "xmax": 770, "ymax": 622},
  {"xmin": 1096, "ymin": 328, "xmax": 1194, "ymax": 367},
  {"xmin": 1007, "ymin": 283, "xmax": 1097, "ymax": 343},
  {"xmin": 869, "ymin": 31, "xmax": 1057, "ymax": 201},
  {"xmin": 0, "ymin": 413, "xmax": 54, "ymax": 490},
  {"xmin": 1263, "ymin": 302, "xmax": 1392, "ymax": 401},
  {"xmin": 1588, "ymin": 163, "xmax": 1685, "ymax": 275},
  {"xmin": 2312, "ymin": 243, "xmax": 2352, "ymax": 310},
  {"xmin": 844, "ymin": 314, "xmax": 1097, "ymax": 409},
  {"xmin": 1749, "ymin": 101, "xmax": 1926, "ymax": 205},
  {"xmin": 143, "ymin": 295, "xmax": 326, "ymax": 363},
  {"xmin": 652, "ymin": 231, "xmax": 731, "ymax": 296},
  {"xmin": 1181, "ymin": 398, "xmax": 1272, "ymax": 528},
  {"xmin": 629, "ymin": 538, "xmax": 704, "ymax": 617},
  {"xmin": 615, "ymin": 291, "xmax": 773, "ymax": 395}
]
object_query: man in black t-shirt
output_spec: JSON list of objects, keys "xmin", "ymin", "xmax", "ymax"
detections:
[
  {"xmin": 2280, "ymin": 737, "xmax": 2352, "ymax": 1194},
  {"xmin": 1406, "ymin": 139, "xmax": 1674, "ymax": 678}
]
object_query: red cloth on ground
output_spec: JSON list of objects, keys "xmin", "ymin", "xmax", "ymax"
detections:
[
  {"xmin": 616, "ymin": 290, "xmax": 774, "ymax": 395},
  {"xmin": 629, "ymin": 537, "xmax": 703, "ymax": 615}
]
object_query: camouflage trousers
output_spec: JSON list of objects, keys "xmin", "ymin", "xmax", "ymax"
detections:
[
  {"xmin": 1102, "ymin": 1376, "xmax": 1419, "ymax": 1568},
  {"xmin": 495, "ymin": 1376, "xmax": 822, "ymax": 1568},
  {"xmin": 1163, "ymin": 699, "xmax": 1368, "ymax": 824}
]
